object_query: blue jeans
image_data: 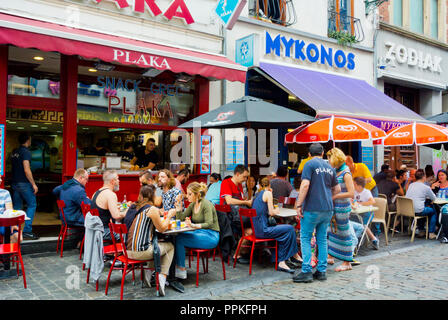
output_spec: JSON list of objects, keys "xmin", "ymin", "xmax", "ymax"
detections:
[
  {"xmin": 416, "ymin": 206, "xmax": 437, "ymax": 233},
  {"xmin": 12, "ymin": 182, "xmax": 37, "ymax": 234},
  {"xmin": 175, "ymin": 229, "xmax": 219, "ymax": 268},
  {"xmin": 300, "ymin": 210, "xmax": 332, "ymax": 273}
]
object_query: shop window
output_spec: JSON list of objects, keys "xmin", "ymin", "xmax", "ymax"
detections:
[
  {"xmin": 76, "ymin": 63, "xmax": 195, "ymax": 127},
  {"xmin": 7, "ymin": 46, "xmax": 61, "ymax": 99},
  {"xmin": 248, "ymin": 0, "xmax": 297, "ymax": 27}
]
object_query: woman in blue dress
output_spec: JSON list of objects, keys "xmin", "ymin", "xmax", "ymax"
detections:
[
  {"xmin": 327, "ymin": 148, "xmax": 355, "ymax": 272},
  {"xmin": 251, "ymin": 178, "xmax": 302, "ymax": 273}
]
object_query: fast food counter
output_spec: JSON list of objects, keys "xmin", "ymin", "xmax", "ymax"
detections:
[{"xmin": 84, "ymin": 172, "xmax": 208, "ymax": 201}]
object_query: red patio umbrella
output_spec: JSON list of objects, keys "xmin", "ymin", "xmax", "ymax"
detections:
[{"xmin": 285, "ymin": 116, "xmax": 386, "ymax": 144}]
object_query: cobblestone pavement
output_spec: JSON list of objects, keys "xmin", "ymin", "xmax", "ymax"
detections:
[
  {"xmin": 0, "ymin": 232, "xmax": 445, "ymax": 300},
  {"xmin": 209, "ymin": 241, "xmax": 448, "ymax": 300}
]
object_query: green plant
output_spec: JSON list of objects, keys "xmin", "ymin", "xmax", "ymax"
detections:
[{"xmin": 328, "ymin": 30, "xmax": 357, "ymax": 47}]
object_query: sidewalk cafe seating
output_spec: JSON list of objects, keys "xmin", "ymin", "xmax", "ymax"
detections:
[
  {"xmin": 105, "ymin": 222, "xmax": 159, "ymax": 300},
  {"xmin": 393, "ymin": 196, "xmax": 428, "ymax": 242},
  {"xmin": 0, "ymin": 215, "xmax": 27, "ymax": 288},
  {"xmin": 187, "ymin": 246, "xmax": 226, "ymax": 287},
  {"xmin": 79, "ymin": 201, "xmax": 91, "ymax": 261},
  {"xmin": 56, "ymin": 200, "xmax": 84, "ymax": 258},
  {"xmin": 233, "ymin": 208, "xmax": 278, "ymax": 275},
  {"xmin": 378, "ymin": 193, "xmax": 397, "ymax": 234},
  {"xmin": 372, "ymin": 197, "xmax": 389, "ymax": 245}
]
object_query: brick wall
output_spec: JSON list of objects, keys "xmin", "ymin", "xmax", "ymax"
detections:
[{"xmin": 378, "ymin": 0, "xmax": 390, "ymax": 23}]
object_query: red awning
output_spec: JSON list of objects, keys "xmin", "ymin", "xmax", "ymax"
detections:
[{"xmin": 0, "ymin": 13, "xmax": 246, "ymax": 82}]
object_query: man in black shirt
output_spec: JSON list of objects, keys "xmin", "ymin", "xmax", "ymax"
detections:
[
  {"xmin": 373, "ymin": 164, "xmax": 389, "ymax": 184},
  {"xmin": 119, "ymin": 142, "xmax": 134, "ymax": 163},
  {"xmin": 131, "ymin": 138, "xmax": 159, "ymax": 170}
]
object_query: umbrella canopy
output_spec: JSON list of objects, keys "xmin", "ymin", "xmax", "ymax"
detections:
[
  {"xmin": 383, "ymin": 122, "xmax": 448, "ymax": 146},
  {"xmin": 178, "ymin": 96, "xmax": 315, "ymax": 129},
  {"xmin": 285, "ymin": 116, "xmax": 387, "ymax": 144},
  {"xmin": 426, "ymin": 112, "xmax": 448, "ymax": 124}
]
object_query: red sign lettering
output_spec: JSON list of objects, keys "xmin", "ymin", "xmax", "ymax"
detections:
[{"xmin": 164, "ymin": 0, "xmax": 195, "ymax": 24}]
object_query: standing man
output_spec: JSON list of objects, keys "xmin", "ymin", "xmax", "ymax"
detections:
[
  {"xmin": 293, "ymin": 143, "xmax": 340, "ymax": 283},
  {"xmin": 131, "ymin": 138, "xmax": 159, "ymax": 170},
  {"xmin": 119, "ymin": 142, "xmax": 134, "ymax": 163},
  {"xmin": 345, "ymin": 156, "xmax": 378, "ymax": 197},
  {"xmin": 11, "ymin": 133, "xmax": 39, "ymax": 240}
]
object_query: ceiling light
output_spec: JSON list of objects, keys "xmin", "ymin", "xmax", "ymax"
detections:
[
  {"xmin": 7, "ymin": 121, "xmax": 16, "ymax": 124},
  {"xmin": 41, "ymin": 127, "xmax": 48, "ymax": 129},
  {"xmin": 30, "ymin": 124, "xmax": 39, "ymax": 128},
  {"xmin": 44, "ymin": 122, "xmax": 52, "ymax": 125},
  {"xmin": 82, "ymin": 127, "xmax": 90, "ymax": 130},
  {"xmin": 17, "ymin": 127, "xmax": 25, "ymax": 130},
  {"xmin": 88, "ymin": 68, "xmax": 98, "ymax": 73},
  {"xmin": 176, "ymin": 73, "xmax": 194, "ymax": 83},
  {"xmin": 33, "ymin": 56, "xmax": 44, "ymax": 61}
]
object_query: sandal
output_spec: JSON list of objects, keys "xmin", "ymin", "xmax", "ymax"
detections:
[
  {"xmin": 327, "ymin": 258, "xmax": 335, "ymax": 265},
  {"xmin": 335, "ymin": 264, "xmax": 352, "ymax": 272},
  {"xmin": 311, "ymin": 257, "xmax": 318, "ymax": 268}
]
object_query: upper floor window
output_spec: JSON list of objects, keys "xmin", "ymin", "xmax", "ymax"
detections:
[
  {"xmin": 248, "ymin": 0, "xmax": 297, "ymax": 27},
  {"xmin": 409, "ymin": 0, "xmax": 423, "ymax": 34},
  {"xmin": 393, "ymin": 0, "xmax": 403, "ymax": 27},
  {"xmin": 328, "ymin": 0, "xmax": 364, "ymax": 43},
  {"xmin": 430, "ymin": 0, "xmax": 439, "ymax": 39}
]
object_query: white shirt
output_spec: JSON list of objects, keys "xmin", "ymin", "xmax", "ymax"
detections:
[{"xmin": 354, "ymin": 189, "xmax": 373, "ymax": 203}]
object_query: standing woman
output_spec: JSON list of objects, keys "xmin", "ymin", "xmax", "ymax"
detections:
[
  {"xmin": 327, "ymin": 148, "xmax": 355, "ymax": 272},
  {"xmin": 251, "ymin": 177, "xmax": 302, "ymax": 273},
  {"xmin": 173, "ymin": 182, "xmax": 220, "ymax": 279}
]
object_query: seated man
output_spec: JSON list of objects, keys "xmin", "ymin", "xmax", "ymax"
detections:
[
  {"xmin": 53, "ymin": 168, "xmax": 91, "ymax": 227},
  {"xmin": 0, "ymin": 175, "xmax": 20, "ymax": 244},
  {"xmin": 139, "ymin": 170, "xmax": 162, "ymax": 207},
  {"xmin": 405, "ymin": 169, "xmax": 437, "ymax": 239},
  {"xmin": 90, "ymin": 170, "xmax": 127, "ymax": 241},
  {"xmin": 174, "ymin": 169, "xmax": 190, "ymax": 194},
  {"xmin": 270, "ymin": 165, "xmax": 293, "ymax": 200}
]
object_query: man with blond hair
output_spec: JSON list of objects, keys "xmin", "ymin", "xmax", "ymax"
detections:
[
  {"xmin": 91, "ymin": 170, "xmax": 128, "ymax": 241},
  {"xmin": 53, "ymin": 168, "xmax": 91, "ymax": 227}
]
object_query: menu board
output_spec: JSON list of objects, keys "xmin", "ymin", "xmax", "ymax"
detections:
[
  {"xmin": 200, "ymin": 135, "xmax": 211, "ymax": 174},
  {"xmin": 361, "ymin": 146, "xmax": 374, "ymax": 173},
  {"xmin": 225, "ymin": 140, "xmax": 244, "ymax": 171},
  {"xmin": 0, "ymin": 124, "xmax": 4, "ymax": 176}
]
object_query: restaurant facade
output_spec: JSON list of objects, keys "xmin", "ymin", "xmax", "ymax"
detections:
[
  {"xmin": 0, "ymin": 0, "xmax": 246, "ymax": 224},
  {"xmin": 225, "ymin": 1, "xmax": 425, "ymax": 177}
]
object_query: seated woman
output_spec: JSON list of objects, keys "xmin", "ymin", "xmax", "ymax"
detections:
[
  {"xmin": 205, "ymin": 174, "xmax": 222, "ymax": 205},
  {"xmin": 251, "ymin": 177, "xmax": 302, "ymax": 273},
  {"xmin": 174, "ymin": 182, "xmax": 220, "ymax": 279},
  {"xmin": 125, "ymin": 185, "xmax": 176, "ymax": 297}
]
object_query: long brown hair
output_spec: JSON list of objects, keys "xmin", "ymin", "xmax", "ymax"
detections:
[
  {"xmin": 135, "ymin": 185, "xmax": 156, "ymax": 210},
  {"xmin": 159, "ymin": 169, "xmax": 176, "ymax": 189}
]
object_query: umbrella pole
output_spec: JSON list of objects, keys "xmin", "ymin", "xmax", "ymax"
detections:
[{"xmin": 332, "ymin": 140, "xmax": 335, "ymax": 148}]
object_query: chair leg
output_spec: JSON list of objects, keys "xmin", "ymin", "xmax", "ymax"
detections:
[
  {"xmin": 426, "ymin": 217, "xmax": 429, "ymax": 240},
  {"xmin": 218, "ymin": 248, "xmax": 226, "ymax": 280},
  {"xmin": 60, "ymin": 227, "xmax": 67, "ymax": 258},
  {"xmin": 196, "ymin": 251, "xmax": 200, "ymax": 287},
  {"xmin": 212, "ymin": 248, "xmax": 216, "ymax": 261},
  {"xmin": 96, "ymin": 279, "xmax": 99, "ymax": 291},
  {"xmin": 392, "ymin": 214, "xmax": 398, "ymax": 238},
  {"xmin": 120, "ymin": 264, "xmax": 128, "ymax": 300},
  {"xmin": 56, "ymin": 226, "xmax": 63, "ymax": 253},
  {"xmin": 233, "ymin": 238, "xmax": 243, "ymax": 268},
  {"xmin": 275, "ymin": 241, "xmax": 278, "ymax": 270},
  {"xmin": 383, "ymin": 222, "xmax": 388, "ymax": 245},
  {"xmin": 105, "ymin": 257, "xmax": 117, "ymax": 295},
  {"xmin": 86, "ymin": 268, "xmax": 90, "ymax": 284},
  {"xmin": 79, "ymin": 235, "xmax": 85, "ymax": 260},
  {"xmin": 411, "ymin": 218, "xmax": 417, "ymax": 242},
  {"xmin": 18, "ymin": 253, "xmax": 27, "ymax": 289},
  {"xmin": 249, "ymin": 241, "xmax": 255, "ymax": 275}
]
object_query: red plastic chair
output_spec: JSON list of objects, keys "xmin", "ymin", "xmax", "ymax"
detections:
[
  {"xmin": 79, "ymin": 201, "xmax": 91, "ymax": 261},
  {"xmin": 0, "ymin": 215, "xmax": 27, "ymax": 288},
  {"xmin": 278, "ymin": 197, "xmax": 297, "ymax": 207},
  {"xmin": 84, "ymin": 208, "xmax": 123, "ymax": 292},
  {"xmin": 105, "ymin": 222, "xmax": 159, "ymax": 300},
  {"xmin": 233, "ymin": 208, "xmax": 278, "ymax": 275},
  {"xmin": 187, "ymin": 246, "xmax": 226, "ymax": 287},
  {"xmin": 56, "ymin": 200, "xmax": 84, "ymax": 258}
]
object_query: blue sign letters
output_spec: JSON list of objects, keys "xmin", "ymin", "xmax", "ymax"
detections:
[{"xmin": 265, "ymin": 31, "xmax": 356, "ymax": 70}]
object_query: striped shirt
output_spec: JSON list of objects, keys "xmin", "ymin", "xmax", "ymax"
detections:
[
  {"xmin": 126, "ymin": 207, "xmax": 154, "ymax": 252},
  {"xmin": 0, "ymin": 189, "xmax": 12, "ymax": 215}
]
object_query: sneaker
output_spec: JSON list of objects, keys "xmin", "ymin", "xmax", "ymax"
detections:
[
  {"xmin": 110, "ymin": 260, "xmax": 124, "ymax": 268},
  {"xmin": 143, "ymin": 269, "xmax": 152, "ymax": 288},
  {"xmin": 158, "ymin": 274, "xmax": 166, "ymax": 297},
  {"xmin": 440, "ymin": 237, "xmax": 448, "ymax": 244},
  {"xmin": 372, "ymin": 239, "xmax": 379, "ymax": 250},
  {"xmin": 23, "ymin": 232, "xmax": 39, "ymax": 240},
  {"xmin": 175, "ymin": 268, "xmax": 187, "ymax": 280},
  {"xmin": 168, "ymin": 280, "xmax": 185, "ymax": 293},
  {"xmin": 313, "ymin": 270, "xmax": 327, "ymax": 281},
  {"xmin": 292, "ymin": 271, "xmax": 313, "ymax": 283},
  {"xmin": 351, "ymin": 259, "xmax": 361, "ymax": 266}
]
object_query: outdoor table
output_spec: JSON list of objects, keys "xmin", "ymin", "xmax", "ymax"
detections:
[
  {"xmin": 433, "ymin": 198, "xmax": 448, "ymax": 205},
  {"xmin": 351, "ymin": 205, "xmax": 378, "ymax": 255},
  {"xmin": 158, "ymin": 227, "xmax": 196, "ymax": 235},
  {"xmin": 275, "ymin": 207, "xmax": 298, "ymax": 218}
]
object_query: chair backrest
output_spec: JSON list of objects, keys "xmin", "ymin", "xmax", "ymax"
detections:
[
  {"xmin": 57, "ymin": 200, "xmax": 67, "ymax": 225},
  {"xmin": 215, "ymin": 204, "xmax": 231, "ymax": 213},
  {"xmin": 127, "ymin": 194, "xmax": 138, "ymax": 202},
  {"xmin": 90, "ymin": 208, "xmax": 100, "ymax": 217},
  {"xmin": 184, "ymin": 200, "xmax": 191, "ymax": 208},
  {"xmin": 0, "ymin": 215, "xmax": 25, "ymax": 248},
  {"xmin": 378, "ymin": 193, "xmax": 387, "ymax": 200},
  {"xmin": 80, "ymin": 201, "xmax": 91, "ymax": 218},
  {"xmin": 396, "ymin": 196, "xmax": 415, "ymax": 218},
  {"xmin": 108, "ymin": 222, "xmax": 128, "ymax": 260},
  {"xmin": 373, "ymin": 197, "xmax": 387, "ymax": 221},
  {"xmin": 238, "ymin": 208, "xmax": 257, "ymax": 235}
]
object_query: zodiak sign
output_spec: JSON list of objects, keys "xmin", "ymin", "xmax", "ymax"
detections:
[{"xmin": 91, "ymin": 0, "xmax": 195, "ymax": 24}]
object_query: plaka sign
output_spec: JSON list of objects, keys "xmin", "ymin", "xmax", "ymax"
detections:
[{"xmin": 214, "ymin": 0, "xmax": 247, "ymax": 30}]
